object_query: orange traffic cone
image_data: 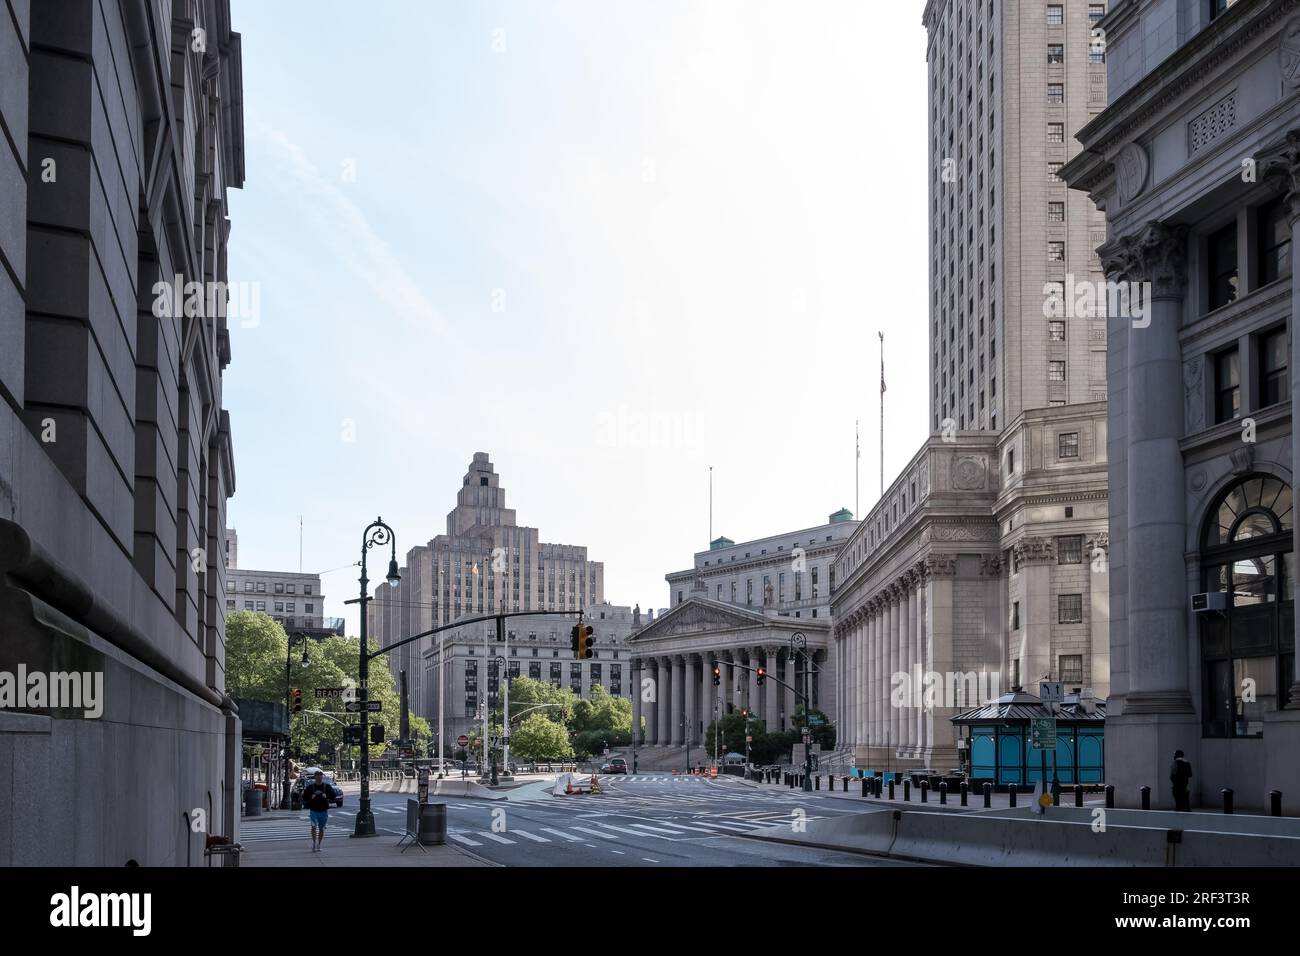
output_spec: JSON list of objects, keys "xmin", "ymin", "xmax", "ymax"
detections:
[
  {"xmin": 591, "ymin": 773, "xmax": 598, "ymax": 788},
  {"xmin": 565, "ymin": 777, "xmax": 574, "ymax": 795}
]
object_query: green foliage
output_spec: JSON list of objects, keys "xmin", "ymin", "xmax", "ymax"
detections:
[
  {"xmin": 571, "ymin": 684, "xmax": 632, "ymax": 735},
  {"xmin": 572, "ymin": 728, "xmax": 632, "ymax": 758},
  {"xmin": 511, "ymin": 713, "xmax": 573, "ymax": 760},
  {"xmin": 703, "ymin": 711, "xmax": 767, "ymax": 758},
  {"xmin": 224, "ymin": 611, "xmax": 422, "ymax": 761},
  {"xmin": 792, "ymin": 705, "xmax": 837, "ymax": 750},
  {"xmin": 501, "ymin": 676, "xmax": 575, "ymax": 726}
]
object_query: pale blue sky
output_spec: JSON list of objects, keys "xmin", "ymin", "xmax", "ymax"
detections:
[{"xmin": 224, "ymin": 0, "xmax": 931, "ymax": 633}]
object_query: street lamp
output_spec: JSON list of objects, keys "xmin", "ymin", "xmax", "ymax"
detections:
[
  {"xmin": 354, "ymin": 516, "xmax": 400, "ymax": 838},
  {"xmin": 790, "ymin": 632, "xmax": 814, "ymax": 792},
  {"xmin": 280, "ymin": 631, "xmax": 311, "ymax": 809}
]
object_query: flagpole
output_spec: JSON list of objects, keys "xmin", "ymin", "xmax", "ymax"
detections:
[
  {"xmin": 879, "ymin": 331, "xmax": 885, "ymax": 497},
  {"xmin": 709, "ymin": 466, "xmax": 713, "ymax": 544},
  {"xmin": 855, "ymin": 421, "xmax": 860, "ymax": 518}
]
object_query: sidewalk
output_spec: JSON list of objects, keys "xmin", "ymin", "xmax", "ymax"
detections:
[
  {"xmin": 237, "ymin": 817, "xmax": 491, "ymax": 868},
  {"xmin": 735, "ymin": 773, "xmax": 1107, "ymax": 813}
]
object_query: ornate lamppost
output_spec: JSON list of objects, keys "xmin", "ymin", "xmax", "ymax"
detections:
[{"xmin": 354, "ymin": 517, "xmax": 400, "ymax": 837}]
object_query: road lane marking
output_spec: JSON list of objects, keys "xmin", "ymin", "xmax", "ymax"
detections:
[
  {"xmin": 625, "ymin": 823, "xmax": 689, "ymax": 834},
  {"xmin": 569, "ymin": 826, "xmax": 619, "ymax": 841},
  {"xmin": 539, "ymin": 827, "xmax": 583, "ymax": 842},
  {"xmin": 642, "ymin": 858, "xmax": 660, "ymax": 863},
  {"xmin": 476, "ymin": 832, "xmax": 516, "ymax": 844},
  {"xmin": 585, "ymin": 822, "xmax": 674, "ymax": 839},
  {"xmin": 512, "ymin": 829, "xmax": 550, "ymax": 843},
  {"xmin": 610, "ymin": 850, "xmax": 625, "ymax": 855},
  {"xmin": 448, "ymin": 833, "xmax": 483, "ymax": 846}
]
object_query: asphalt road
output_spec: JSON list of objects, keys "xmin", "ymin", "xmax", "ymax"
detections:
[{"xmin": 249, "ymin": 773, "xmax": 918, "ymax": 867}]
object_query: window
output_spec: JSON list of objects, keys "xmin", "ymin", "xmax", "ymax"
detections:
[
  {"xmin": 1060, "ymin": 655, "xmax": 1084, "ymax": 684},
  {"xmin": 1047, "ymin": 123, "xmax": 1064, "ymax": 143},
  {"xmin": 1049, "ymin": 360, "xmax": 1066, "ymax": 381},
  {"xmin": 274, "ymin": 601, "xmax": 284, "ymax": 613},
  {"xmin": 244, "ymin": 601, "xmax": 253, "ymax": 610},
  {"xmin": 1089, "ymin": 4, "xmax": 1106, "ymax": 22},
  {"xmin": 677, "ymin": 590, "xmax": 683, "ymax": 605},
  {"xmin": 1058, "ymin": 432, "xmax": 1079, "ymax": 459},
  {"xmin": 1207, "ymin": 221, "xmax": 1239, "ymax": 311},
  {"xmin": 287, "ymin": 584, "xmax": 296, "ymax": 594},
  {"xmin": 1215, "ymin": 348, "xmax": 1240, "ymax": 424},
  {"xmin": 812, "ymin": 567, "xmax": 820, "ymax": 598},
  {"xmin": 226, "ymin": 599, "xmax": 235, "ymax": 610},
  {"xmin": 305, "ymin": 585, "xmax": 313, "ymax": 595},
  {"xmin": 1046, "ymin": 4, "xmax": 1063, "ymax": 25},
  {"xmin": 1258, "ymin": 197, "xmax": 1292, "ymax": 286},
  {"xmin": 1048, "ymin": 161, "xmax": 1063, "ymax": 181},
  {"xmin": 1046, "ymin": 83, "xmax": 1064, "ymax": 105},
  {"xmin": 1058, "ymin": 535, "xmax": 1084, "ymax": 564},
  {"xmin": 256, "ymin": 601, "xmax": 265, "ymax": 611},
  {"xmin": 256, "ymin": 582, "xmax": 266, "ymax": 593},
  {"xmin": 1200, "ymin": 474, "xmax": 1295, "ymax": 735},
  {"xmin": 275, "ymin": 583, "xmax": 284, "ymax": 594},
  {"xmin": 1260, "ymin": 328, "xmax": 1288, "ymax": 409},
  {"xmin": 1048, "ymin": 241, "xmax": 1065, "ymax": 261},
  {"xmin": 1210, "ymin": 0, "xmax": 1240, "ymax": 21},
  {"xmin": 1011, "ymin": 601, "xmax": 1020, "ymax": 630},
  {"xmin": 1047, "ymin": 43, "xmax": 1063, "ymax": 64},
  {"xmin": 746, "ymin": 579, "xmax": 753, "ymax": 605},
  {"xmin": 1049, "ymin": 320, "xmax": 1066, "ymax": 341},
  {"xmin": 1058, "ymin": 594, "xmax": 1084, "ymax": 624},
  {"xmin": 1048, "ymin": 201, "xmax": 1064, "ymax": 222},
  {"xmin": 244, "ymin": 582, "xmax": 252, "ymax": 593}
]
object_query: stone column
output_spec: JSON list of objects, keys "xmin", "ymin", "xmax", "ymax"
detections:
[
  {"xmin": 862, "ymin": 608, "xmax": 872, "ymax": 752},
  {"xmin": 916, "ymin": 567, "xmax": 929, "ymax": 756},
  {"xmin": 908, "ymin": 574, "xmax": 920, "ymax": 756},
  {"xmin": 855, "ymin": 614, "xmax": 866, "ymax": 747},
  {"xmin": 1099, "ymin": 221, "xmax": 1194, "ymax": 716},
  {"xmin": 896, "ymin": 582, "xmax": 910, "ymax": 756},
  {"xmin": 658, "ymin": 657, "xmax": 672, "ymax": 745},
  {"xmin": 1017, "ymin": 537, "xmax": 1056, "ymax": 690},
  {"xmin": 685, "ymin": 655, "xmax": 698, "ymax": 746},
  {"xmin": 763, "ymin": 647, "xmax": 780, "ymax": 731},
  {"xmin": 925, "ymin": 554, "xmax": 959, "ymax": 769},
  {"xmin": 671, "ymin": 656, "xmax": 685, "ymax": 745},
  {"xmin": 701, "ymin": 652, "xmax": 714, "ymax": 739},
  {"xmin": 632, "ymin": 659, "xmax": 643, "ymax": 745},
  {"xmin": 843, "ymin": 625, "xmax": 854, "ymax": 747},
  {"xmin": 645, "ymin": 659, "xmax": 658, "ymax": 745}
]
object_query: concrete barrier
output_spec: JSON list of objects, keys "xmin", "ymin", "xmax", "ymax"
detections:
[{"xmin": 747, "ymin": 806, "xmax": 1300, "ymax": 867}]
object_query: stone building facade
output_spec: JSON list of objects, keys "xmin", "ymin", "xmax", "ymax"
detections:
[
  {"xmin": 0, "ymin": 0, "xmax": 244, "ymax": 864},
  {"xmin": 628, "ymin": 513, "xmax": 856, "ymax": 763},
  {"xmin": 1063, "ymin": 0, "xmax": 1300, "ymax": 811}
]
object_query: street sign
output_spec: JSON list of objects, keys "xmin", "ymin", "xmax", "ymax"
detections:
[
  {"xmin": 344, "ymin": 700, "xmax": 382, "ymax": 713},
  {"xmin": 1030, "ymin": 717, "xmax": 1057, "ymax": 750},
  {"xmin": 502, "ymin": 736, "xmax": 510, "ymax": 746},
  {"xmin": 807, "ymin": 715, "xmax": 825, "ymax": 726},
  {"xmin": 745, "ymin": 735, "xmax": 753, "ymax": 743},
  {"xmin": 457, "ymin": 734, "xmax": 470, "ymax": 749},
  {"xmin": 802, "ymin": 734, "xmax": 811, "ymax": 745},
  {"xmin": 315, "ymin": 687, "xmax": 346, "ymax": 698},
  {"xmin": 1039, "ymin": 681, "xmax": 1064, "ymax": 705}
]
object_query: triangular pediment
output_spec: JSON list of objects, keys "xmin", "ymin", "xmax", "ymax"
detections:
[{"xmin": 630, "ymin": 598, "xmax": 778, "ymax": 642}]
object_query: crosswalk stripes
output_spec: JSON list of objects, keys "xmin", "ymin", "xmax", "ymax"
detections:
[
  {"xmin": 539, "ymin": 827, "xmax": 583, "ymax": 842},
  {"xmin": 512, "ymin": 829, "xmax": 550, "ymax": 843},
  {"xmin": 449, "ymin": 833, "xmax": 483, "ymax": 847}
]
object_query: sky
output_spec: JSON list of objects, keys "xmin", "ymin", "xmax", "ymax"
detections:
[{"xmin": 223, "ymin": 0, "xmax": 932, "ymax": 635}]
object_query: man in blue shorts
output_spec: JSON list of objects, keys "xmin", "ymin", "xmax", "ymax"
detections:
[{"xmin": 303, "ymin": 770, "xmax": 333, "ymax": 852}]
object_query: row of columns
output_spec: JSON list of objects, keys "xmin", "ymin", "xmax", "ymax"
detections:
[
  {"xmin": 630, "ymin": 648, "xmax": 819, "ymax": 746},
  {"xmin": 835, "ymin": 555, "xmax": 957, "ymax": 762}
]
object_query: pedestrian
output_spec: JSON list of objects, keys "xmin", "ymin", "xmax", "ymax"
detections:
[
  {"xmin": 1169, "ymin": 749, "xmax": 1193, "ymax": 812},
  {"xmin": 303, "ymin": 770, "xmax": 333, "ymax": 852}
]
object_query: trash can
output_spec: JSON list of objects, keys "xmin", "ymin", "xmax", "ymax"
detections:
[
  {"xmin": 243, "ymin": 788, "xmax": 262, "ymax": 816},
  {"xmin": 418, "ymin": 802, "xmax": 447, "ymax": 846}
]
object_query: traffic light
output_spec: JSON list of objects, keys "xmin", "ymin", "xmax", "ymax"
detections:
[
  {"xmin": 370, "ymin": 723, "xmax": 384, "ymax": 745},
  {"xmin": 756, "ymin": 666, "xmax": 766, "ymax": 686},
  {"xmin": 291, "ymin": 688, "xmax": 302, "ymax": 713},
  {"xmin": 576, "ymin": 624, "xmax": 595, "ymax": 659},
  {"xmin": 711, "ymin": 664, "xmax": 720, "ymax": 686},
  {"xmin": 570, "ymin": 624, "xmax": 580, "ymax": 654},
  {"xmin": 740, "ymin": 708, "xmax": 749, "ymax": 719}
]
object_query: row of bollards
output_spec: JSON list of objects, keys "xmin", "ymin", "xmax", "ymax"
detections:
[{"xmin": 765, "ymin": 771, "xmax": 1284, "ymax": 816}]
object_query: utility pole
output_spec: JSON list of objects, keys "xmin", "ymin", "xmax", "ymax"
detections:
[{"xmin": 502, "ymin": 615, "xmax": 511, "ymax": 775}]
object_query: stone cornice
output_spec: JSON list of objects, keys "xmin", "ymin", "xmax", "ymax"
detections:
[{"xmin": 1075, "ymin": 0, "xmax": 1298, "ymax": 160}]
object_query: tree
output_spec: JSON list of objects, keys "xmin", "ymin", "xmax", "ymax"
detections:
[
  {"xmin": 571, "ymin": 684, "xmax": 632, "ymax": 735},
  {"xmin": 703, "ymin": 711, "xmax": 767, "ymax": 758},
  {"xmin": 500, "ymin": 676, "xmax": 575, "ymax": 727},
  {"xmin": 511, "ymin": 714, "xmax": 573, "ymax": 760},
  {"xmin": 792, "ymin": 704, "xmax": 837, "ymax": 750},
  {"xmin": 225, "ymin": 611, "xmax": 289, "ymax": 701}
]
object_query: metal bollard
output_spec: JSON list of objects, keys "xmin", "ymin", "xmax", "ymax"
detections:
[
  {"xmin": 903, "ymin": 779, "xmax": 911, "ymax": 802},
  {"xmin": 888, "ymin": 779, "xmax": 895, "ymax": 800},
  {"xmin": 1221, "ymin": 788, "xmax": 1234, "ymax": 814},
  {"xmin": 983, "ymin": 782, "xmax": 992, "ymax": 808},
  {"xmin": 1105, "ymin": 784, "xmax": 1115, "ymax": 809},
  {"xmin": 1140, "ymin": 786, "xmax": 1151, "ymax": 810},
  {"xmin": 1270, "ymin": 790, "xmax": 1282, "ymax": 817},
  {"xmin": 1008, "ymin": 784, "xmax": 1017, "ymax": 808},
  {"xmin": 960, "ymin": 781, "xmax": 968, "ymax": 807},
  {"xmin": 876, "ymin": 776, "xmax": 884, "ymax": 798},
  {"xmin": 939, "ymin": 781, "xmax": 947, "ymax": 805},
  {"xmin": 1074, "ymin": 785, "xmax": 1083, "ymax": 808},
  {"xmin": 861, "ymin": 778, "xmax": 869, "ymax": 797},
  {"xmin": 919, "ymin": 780, "xmax": 928, "ymax": 803},
  {"xmin": 843, "ymin": 776, "xmax": 849, "ymax": 792},
  {"xmin": 815, "ymin": 775, "xmax": 821, "ymax": 791}
]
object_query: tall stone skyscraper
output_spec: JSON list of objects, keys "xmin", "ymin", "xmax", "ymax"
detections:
[{"xmin": 926, "ymin": 0, "xmax": 1111, "ymax": 433}]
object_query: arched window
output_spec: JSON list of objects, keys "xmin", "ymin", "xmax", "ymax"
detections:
[{"xmin": 1199, "ymin": 475, "xmax": 1295, "ymax": 738}]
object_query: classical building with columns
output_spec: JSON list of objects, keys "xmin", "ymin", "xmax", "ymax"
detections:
[
  {"xmin": 1062, "ymin": 0, "xmax": 1300, "ymax": 812},
  {"xmin": 831, "ymin": 411, "xmax": 1111, "ymax": 777},
  {"xmin": 628, "ymin": 513, "xmax": 857, "ymax": 763}
]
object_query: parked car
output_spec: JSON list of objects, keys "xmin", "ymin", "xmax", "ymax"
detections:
[
  {"xmin": 293, "ymin": 767, "xmax": 344, "ymax": 808},
  {"xmin": 601, "ymin": 757, "xmax": 628, "ymax": 774}
]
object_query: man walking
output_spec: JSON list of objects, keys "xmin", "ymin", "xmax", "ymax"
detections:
[
  {"xmin": 1169, "ymin": 749, "xmax": 1193, "ymax": 812},
  {"xmin": 304, "ymin": 770, "xmax": 333, "ymax": 852}
]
